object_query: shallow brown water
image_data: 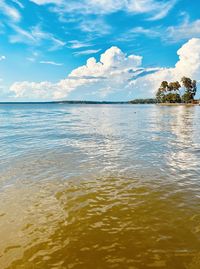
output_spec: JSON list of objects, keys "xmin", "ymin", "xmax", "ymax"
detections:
[
  {"xmin": 0, "ymin": 177, "xmax": 200, "ymax": 269},
  {"xmin": 0, "ymin": 104, "xmax": 200, "ymax": 268}
]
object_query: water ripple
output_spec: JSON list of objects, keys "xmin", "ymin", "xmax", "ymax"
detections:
[{"xmin": 0, "ymin": 104, "xmax": 200, "ymax": 268}]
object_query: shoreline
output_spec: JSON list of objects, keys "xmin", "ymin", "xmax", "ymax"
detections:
[
  {"xmin": 0, "ymin": 101, "xmax": 199, "ymax": 106},
  {"xmin": 157, "ymin": 103, "xmax": 199, "ymax": 106}
]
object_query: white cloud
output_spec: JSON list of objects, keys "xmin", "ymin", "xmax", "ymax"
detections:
[
  {"xmin": 0, "ymin": 55, "xmax": 6, "ymax": 61},
  {"xmin": 9, "ymin": 24, "xmax": 66, "ymax": 50},
  {"xmin": 98, "ymin": 86, "xmax": 115, "ymax": 98},
  {"xmin": 126, "ymin": 0, "xmax": 176, "ymax": 20},
  {"xmin": 130, "ymin": 27, "xmax": 159, "ymax": 36},
  {"xmin": 0, "ymin": 0, "xmax": 21, "ymax": 22},
  {"xmin": 9, "ymin": 38, "xmax": 200, "ymax": 100},
  {"xmin": 49, "ymin": 46, "xmax": 144, "ymax": 99},
  {"xmin": 117, "ymin": 26, "xmax": 160, "ymax": 42},
  {"xmin": 10, "ymin": 25, "xmax": 35, "ymax": 43},
  {"xmin": 78, "ymin": 17, "xmax": 111, "ymax": 35},
  {"xmin": 30, "ymin": 0, "xmax": 62, "ymax": 4},
  {"xmin": 118, "ymin": 17, "xmax": 200, "ymax": 44},
  {"xmin": 10, "ymin": 46, "xmax": 143, "ymax": 99},
  {"xmin": 12, "ymin": 0, "xmax": 24, "ymax": 9},
  {"xmin": 175, "ymin": 38, "xmax": 200, "ymax": 78},
  {"xmin": 68, "ymin": 40, "xmax": 93, "ymax": 49},
  {"xmin": 10, "ymin": 81, "xmax": 60, "ymax": 99},
  {"xmin": 26, "ymin": 52, "xmax": 39, "ymax": 62},
  {"xmin": 144, "ymin": 0, "xmax": 176, "ymax": 21},
  {"xmin": 40, "ymin": 60, "xmax": 63, "ymax": 66},
  {"xmin": 132, "ymin": 38, "xmax": 200, "ymax": 97},
  {"xmin": 73, "ymin": 49, "xmax": 101, "ymax": 56},
  {"xmin": 166, "ymin": 18, "xmax": 200, "ymax": 43},
  {"xmin": 30, "ymin": 0, "xmax": 176, "ymax": 20}
]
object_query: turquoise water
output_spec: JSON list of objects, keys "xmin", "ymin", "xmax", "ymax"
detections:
[{"xmin": 0, "ymin": 104, "xmax": 200, "ymax": 269}]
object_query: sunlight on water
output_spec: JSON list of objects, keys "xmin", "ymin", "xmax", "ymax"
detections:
[{"xmin": 0, "ymin": 104, "xmax": 200, "ymax": 268}]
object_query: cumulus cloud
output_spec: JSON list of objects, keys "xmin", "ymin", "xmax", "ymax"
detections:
[
  {"xmin": 9, "ymin": 38, "xmax": 200, "ymax": 100},
  {"xmin": 132, "ymin": 38, "xmax": 200, "ymax": 96},
  {"xmin": 10, "ymin": 46, "xmax": 144, "ymax": 99},
  {"xmin": 10, "ymin": 81, "xmax": 60, "ymax": 99}
]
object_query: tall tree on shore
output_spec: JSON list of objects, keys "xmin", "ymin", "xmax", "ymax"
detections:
[
  {"xmin": 156, "ymin": 87, "xmax": 165, "ymax": 103},
  {"xmin": 156, "ymin": 77, "xmax": 197, "ymax": 103},
  {"xmin": 161, "ymin": 81, "xmax": 169, "ymax": 92},
  {"xmin": 181, "ymin": 77, "xmax": 197, "ymax": 103},
  {"xmin": 156, "ymin": 80, "xmax": 181, "ymax": 103},
  {"xmin": 156, "ymin": 81, "xmax": 169, "ymax": 103},
  {"xmin": 168, "ymin": 81, "xmax": 181, "ymax": 93}
]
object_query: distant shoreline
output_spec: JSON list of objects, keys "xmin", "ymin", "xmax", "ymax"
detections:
[
  {"xmin": 157, "ymin": 103, "xmax": 199, "ymax": 106},
  {"xmin": 0, "ymin": 101, "xmax": 129, "ymax": 105},
  {"xmin": 0, "ymin": 100, "xmax": 199, "ymax": 105},
  {"xmin": 0, "ymin": 98, "xmax": 157, "ymax": 105}
]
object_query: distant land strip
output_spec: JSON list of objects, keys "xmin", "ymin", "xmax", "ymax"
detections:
[{"xmin": 0, "ymin": 99, "xmax": 157, "ymax": 105}]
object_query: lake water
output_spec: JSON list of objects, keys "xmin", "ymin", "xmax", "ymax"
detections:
[{"xmin": 0, "ymin": 104, "xmax": 200, "ymax": 269}]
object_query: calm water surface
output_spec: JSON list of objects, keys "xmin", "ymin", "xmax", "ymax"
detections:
[{"xmin": 0, "ymin": 104, "xmax": 200, "ymax": 269}]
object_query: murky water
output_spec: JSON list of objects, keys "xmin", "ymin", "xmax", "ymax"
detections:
[{"xmin": 0, "ymin": 104, "xmax": 200, "ymax": 269}]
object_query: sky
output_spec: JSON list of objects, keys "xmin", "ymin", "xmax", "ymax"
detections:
[{"xmin": 0, "ymin": 0, "xmax": 200, "ymax": 101}]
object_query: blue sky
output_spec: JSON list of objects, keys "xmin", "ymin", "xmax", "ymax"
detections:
[{"xmin": 0, "ymin": 0, "xmax": 200, "ymax": 101}]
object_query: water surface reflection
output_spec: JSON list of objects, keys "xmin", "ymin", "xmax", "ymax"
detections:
[{"xmin": 0, "ymin": 104, "xmax": 200, "ymax": 268}]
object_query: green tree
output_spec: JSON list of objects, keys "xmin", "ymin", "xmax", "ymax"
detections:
[
  {"xmin": 168, "ymin": 81, "xmax": 181, "ymax": 94},
  {"xmin": 181, "ymin": 77, "xmax": 197, "ymax": 103},
  {"xmin": 156, "ymin": 80, "xmax": 181, "ymax": 103},
  {"xmin": 192, "ymin": 80, "xmax": 197, "ymax": 97},
  {"xmin": 156, "ymin": 77, "xmax": 197, "ymax": 104},
  {"xmin": 156, "ymin": 81, "xmax": 169, "ymax": 103},
  {"xmin": 156, "ymin": 87, "xmax": 165, "ymax": 103},
  {"xmin": 161, "ymin": 81, "xmax": 169, "ymax": 92},
  {"xmin": 165, "ymin": 93, "xmax": 181, "ymax": 103}
]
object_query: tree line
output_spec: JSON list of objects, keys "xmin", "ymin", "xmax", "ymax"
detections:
[
  {"xmin": 156, "ymin": 77, "xmax": 197, "ymax": 103},
  {"xmin": 129, "ymin": 98, "xmax": 156, "ymax": 104}
]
